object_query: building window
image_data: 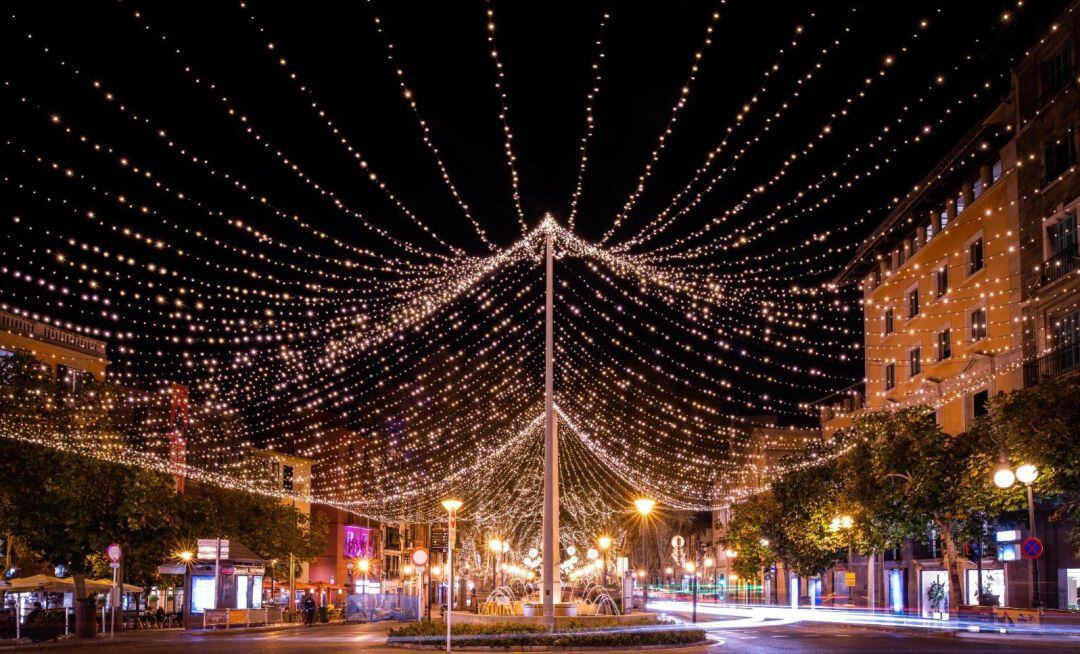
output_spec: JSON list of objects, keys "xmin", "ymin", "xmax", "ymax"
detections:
[
  {"xmin": 992, "ymin": 160, "xmax": 1003, "ymax": 183},
  {"xmin": 1042, "ymin": 43, "xmax": 1074, "ymax": 98},
  {"xmin": 972, "ymin": 389, "xmax": 990, "ymax": 419},
  {"xmin": 956, "ymin": 193, "xmax": 965, "ymax": 214},
  {"xmin": 1048, "ymin": 212, "xmax": 1077, "ymax": 257},
  {"xmin": 940, "ymin": 209, "xmax": 949, "ymax": 230},
  {"xmin": 973, "ymin": 179, "xmax": 984, "ymax": 199},
  {"xmin": 935, "ymin": 266, "xmax": 949, "ymax": 298},
  {"xmin": 937, "ymin": 329, "xmax": 952, "ymax": 361},
  {"xmin": 909, "ymin": 347, "xmax": 922, "ymax": 377},
  {"xmin": 926, "ymin": 219, "xmax": 935, "ymax": 241},
  {"xmin": 282, "ymin": 464, "xmax": 294, "ymax": 491},
  {"xmin": 968, "ymin": 238, "xmax": 984, "ymax": 275},
  {"xmin": 971, "ymin": 307, "xmax": 987, "ymax": 341},
  {"xmin": 884, "ymin": 308, "xmax": 894, "ymax": 334},
  {"xmin": 908, "ymin": 287, "xmax": 920, "ymax": 318},
  {"xmin": 1043, "ymin": 126, "xmax": 1077, "ymax": 184},
  {"xmin": 885, "ymin": 364, "xmax": 896, "ymax": 391}
]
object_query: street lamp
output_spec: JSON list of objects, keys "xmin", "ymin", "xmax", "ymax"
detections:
[
  {"xmin": 597, "ymin": 535, "xmax": 612, "ymax": 588},
  {"xmin": 724, "ymin": 549, "xmax": 737, "ymax": 604},
  {"xmin": 441, "ymin": 499, "xmax": 462, "ymax": 653},
  {"xmin": 993, "ymin": 458, "xmax": 1041, "ymax": 607},
  {"xmin": 346, "ymin": 560, "xmax": 354, "ymax": 596},
  {"xmin": 830, "ymin": 515, "xmax": 854, "ymax": 605},
  {"xmin": 634, "ymin": 498, "xmax": 656, "ymax": 612},
  {"xmin": 357, "ymin": 558, "xmax": 370, "ymax": 608},
  {"xmin": 684, "ymin": 561, "xmax": 698, "ymax": 622}
]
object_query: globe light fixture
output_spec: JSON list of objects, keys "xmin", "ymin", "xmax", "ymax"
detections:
[
  {"xmin": 994, "ymin": 452, "xmax": 1016, "ymax": 489},
  {"xmin": 1016, "ymin": 463, "xmax": 1038, "ymax": 485},
  {"xmin": 441, "ymin": 498, "xmax": 463, "ymax": 513},
  {"xmin": 357, "ymin": 558, "xmax": 370, "ymax": 573},
  {"xmin": 597, "ymin": 536, "xmax": 612, "ymax": 550},
  {"xmin": 488, "ymin": 538, "xmax": 502, "ymax": 552}
]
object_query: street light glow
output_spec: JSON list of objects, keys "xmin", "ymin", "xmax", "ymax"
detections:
[
  {"xmin": 634, "ymin": 497, "xmax": 657, "ymax": 516},
  {"xmin": 441, "ymin": 498, "xmax": 463, "ymax": 512},
  {"xmin": 598, "ymin": 535, "xmax": 612, "ymax": 550}
]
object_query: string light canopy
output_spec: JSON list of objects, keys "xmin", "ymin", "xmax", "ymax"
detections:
[{"xmin": 0, "ymin": 0, "xmax": 1064, "ymax": 526}]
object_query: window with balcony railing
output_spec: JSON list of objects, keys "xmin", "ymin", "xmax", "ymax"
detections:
[{"xmin": 1042, "ymin": 213, "xmax": 1078, "ymax": 285}]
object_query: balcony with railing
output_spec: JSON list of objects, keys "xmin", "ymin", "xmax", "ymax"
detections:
[
  {"xmin": 0, "ymin": 309, "xmax": 107, "ymax": 358},
  {"xmin": 1024, "ymin": 341, "xmax": 1080, "ymax": 388},
  {"xmin": 1039, "ymin": 245, "xmax": 1079, "ymax": 287},
  {"xmin": 811, "ymin": 381, "xmax": 866, "ymax": 425}
]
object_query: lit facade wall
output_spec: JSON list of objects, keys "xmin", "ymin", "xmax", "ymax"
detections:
[{"xmin": 860, "ymin": 148, "xmax": 1023, "ymax": 435}]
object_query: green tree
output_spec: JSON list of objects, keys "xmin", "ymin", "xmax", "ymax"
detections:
[
  {"xmin": 838, "ymin": 407, "xmax": 997, "ymax": 613},
  {"xmin": 978, "ymin": 376, "xmax": 1080, "ymax": 548},
  {"xmin": 763, "ymin": 459, "xmax": 846, "ymax": 577}
]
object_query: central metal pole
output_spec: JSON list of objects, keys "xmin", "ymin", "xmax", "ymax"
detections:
[{"xmin": 542, "ymin": 226, "xmax": 560, "ymax": 630}]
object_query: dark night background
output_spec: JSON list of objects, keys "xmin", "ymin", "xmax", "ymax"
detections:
[{"xmin": 0, "ymin": 1, "xmax": 1071, "ymax": 496}]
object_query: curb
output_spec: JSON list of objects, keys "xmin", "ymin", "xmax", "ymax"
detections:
[{"xmin": 956, "ymin": 630, "xmax": 1080, "ymax": 649}]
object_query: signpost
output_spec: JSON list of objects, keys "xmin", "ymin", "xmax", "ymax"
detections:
[
  {"xmin": 106, "ymin": 544, "xmax": 122, "ymax": 638},
  {"xmin": 411, "ymin": 549, "xmax": 429, "ymax": 622}
]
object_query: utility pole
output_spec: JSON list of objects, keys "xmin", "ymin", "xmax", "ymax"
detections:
[{"xmin": 542, "ymin": 222, "xmax": 560, "ymax": 631}]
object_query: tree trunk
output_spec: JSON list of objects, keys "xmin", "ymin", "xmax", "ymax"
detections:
[
  {"xmin": 72, "ymin": 572, "xmax": 96, "ymax": 638},
  {"xmin": 936, "ymin": 522, "xmax": 964, "ymax": 616}
]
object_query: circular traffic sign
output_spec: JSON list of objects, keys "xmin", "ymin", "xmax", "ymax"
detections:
[
  {"xmin": 411, "ymin": 548, "xmax": 430, "ymax": 567},
  {"xmin": 1021, "ymin": 536, "xmax": 1043, "ymax": 560},
  {"xmin": 106, "ymin": 543, "xmax": 122, "ymax": 563}
]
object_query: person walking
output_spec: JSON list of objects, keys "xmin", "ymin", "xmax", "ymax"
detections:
[{"xmin": 302, "ymin": 593, "xmax": 316, "ymax": 626}]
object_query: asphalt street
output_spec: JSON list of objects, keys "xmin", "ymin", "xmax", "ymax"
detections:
[{"xmin": 4, "ymin": 618, "xmax": 1079, "ymax": 653}]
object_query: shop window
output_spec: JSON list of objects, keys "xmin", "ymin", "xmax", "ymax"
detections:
[
  {"xmin": 937, "ymin": 329, "xmax": 952, "ymax": 361},
  {"xmin": 884, "ymin": 308, "xmax": 894, "ymax": 334},
  {"xmin": 908, "ymin": 287, "xmax": 920, "ymax": 318},
  {"xmin": 909, "ymin": 346, "xmax": 922, "ymax": 377},
  {"xmin": 971, "ymin": 307, "xmax": 987, "ymax": 341},
  {"xmin": 968, "ymin": 238, "xmax": 984, "ymax": 275},
  {"xmin": 885, "ymin": 364, "xmax": 896, "ymax": 391},
  {"xmin": 966, "ymin": 569, "xmax": 1005, "ymax": 606},
  {"xmin": 1042, "ymin": 43, "xmax": 1073, "ymax": 98},
  {"xmin": 1043, "ymin": 126, "xmax": 1077, "ymax": 184},
  {"xmin": 1067, "ymin": 569, "xmax": 1080, "ymax": 610}
]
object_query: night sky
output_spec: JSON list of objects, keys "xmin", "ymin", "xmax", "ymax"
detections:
[{"xmin": 0, "ymin": 1, "xmax": 1069, "ymax": 511}]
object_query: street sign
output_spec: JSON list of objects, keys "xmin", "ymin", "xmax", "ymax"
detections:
[
  {"xmin": 845, "ymin": 572, "xmax": 856, "ymax": 587},
  {"xmin": 106, "ymin": 543, "xmax": 122, "ymax": 563},
  {"xmin": 1021, "ymin": 536, "xmax": 1044, "ymax": 560},
  {"xmin": 197, "ymin": 539, "xmax": 229, "ymax": 560},
  {"xmin": 411, "ymin": 548, "xmax": 430, "ymax": 567}
]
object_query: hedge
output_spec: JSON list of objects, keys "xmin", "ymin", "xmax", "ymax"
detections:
[{"xmin": 387, "ymin": 619, "xmax": 707, "ymax": 649}]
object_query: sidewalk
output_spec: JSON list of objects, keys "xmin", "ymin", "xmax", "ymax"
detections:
[{"xmin": 0, "ymin": 620, "xmax": 359, "ymax": 650}]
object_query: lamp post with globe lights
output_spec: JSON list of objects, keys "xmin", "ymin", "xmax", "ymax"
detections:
[
  {"xmin": 634, "ymin": 498, "xmax": 656, "ymax": 612},
  {"xmin": 994, "ymin": 456, "xmax": 1041, "ymax": 607},
  {"xmin": 724, "ymin": 549, "xmax": 737, "ymax": 603}
]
